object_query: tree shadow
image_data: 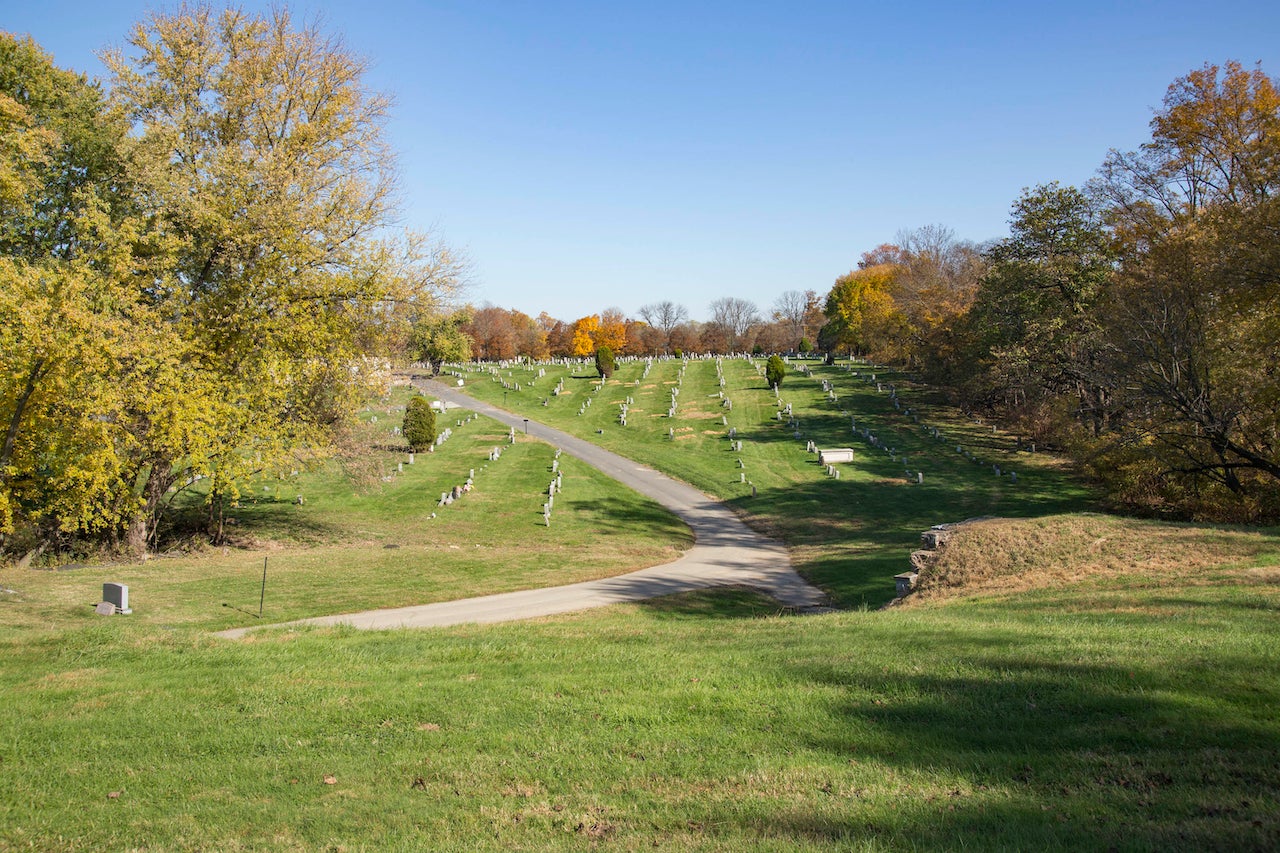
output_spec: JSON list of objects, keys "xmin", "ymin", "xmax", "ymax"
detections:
[
  {"xmin": 562, "ymin": 497, "xmax": 693, "ymax": 543},
  {"xmin": 635, "ymin": 587, "xmax": 797, "ymax": 620},
  {"xmin": 695, "ymin": 620, "xmax": 1280, "ymax": 849}
]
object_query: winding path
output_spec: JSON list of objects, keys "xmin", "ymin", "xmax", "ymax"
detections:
[{"xmin": 216, "ymin": 379, "xmax": 828, "ymax": 638}]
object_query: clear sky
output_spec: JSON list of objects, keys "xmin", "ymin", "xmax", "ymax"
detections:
[{"xmin": 7, "ymin": 1, "xmax": 1280, "ymax": 322}]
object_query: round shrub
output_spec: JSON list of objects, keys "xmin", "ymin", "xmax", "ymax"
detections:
[{"xmin": 403, "ymin": 395, "xmax": 438, "ymax": 451}]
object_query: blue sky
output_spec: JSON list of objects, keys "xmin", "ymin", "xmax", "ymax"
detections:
[{"xmin": 7, "ymin": 1, "xmax": 1280, "ymax": 321}]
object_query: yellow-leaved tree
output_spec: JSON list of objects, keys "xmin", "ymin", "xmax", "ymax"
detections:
[
  {"xmin": 1, "ymin": 11, "xmax": 461, "ymax": 556},
  {"xmin": 99, "ymin": 6, "xmax": 460, "ymax": 549}
]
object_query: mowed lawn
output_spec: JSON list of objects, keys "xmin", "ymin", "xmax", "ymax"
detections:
[
  {"xmin": 1, "ymin": 385, "xmax": 691, "ymax": 637},
  {"xmin": 2, "ymin": 359, "xmax": 1279, "ymax": 850},
  {"xmin": 448, "ymin": 355, "xmax": 1095, "ymax": 606}
]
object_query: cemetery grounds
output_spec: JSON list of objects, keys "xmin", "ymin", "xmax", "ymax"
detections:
[{"xmin": 1, "ymin": 357, "xmax": 1278, "ymax": 851}]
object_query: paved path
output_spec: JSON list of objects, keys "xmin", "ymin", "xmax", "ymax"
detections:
[{"xmin": 216, "ymin": 379, "xmax": 828, "ymax": 638}]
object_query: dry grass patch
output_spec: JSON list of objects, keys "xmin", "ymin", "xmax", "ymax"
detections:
[{"xmin": 910, "ymin": 514, "xmax": 1280, "ymax": 603}]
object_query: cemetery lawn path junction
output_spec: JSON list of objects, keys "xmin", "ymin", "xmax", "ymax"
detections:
[{"xmin": 215, "ymin": 379, "xmax": 829, "ymax": 639}]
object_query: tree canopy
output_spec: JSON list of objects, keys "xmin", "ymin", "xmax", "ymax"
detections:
[{"xmin": 1, "ymin": 12, "xmax": 461, "ymax": 553}]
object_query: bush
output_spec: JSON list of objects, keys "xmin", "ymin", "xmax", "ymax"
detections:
[
  {"xmin": 402, "ymin": 395, "xmax": 437, "ymax": 451},
  {"xmin": 595, "ymin": 346, "xmax": 615, "ymax": 379},
  {"xmin": 765, "ymin": 354, "xmax": 786, "ymax": 389},
  {"xmin": 798, "ymin": 337, "xmax": 813, "ymax": 355}
]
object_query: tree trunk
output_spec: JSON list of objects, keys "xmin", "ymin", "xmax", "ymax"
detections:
[
  {"xmin": 125, "ymin": 457, "xmax": 176, "ymax": 557},
  {"xmin": 0, "ymin": 358, "xmax": 48, "ymax": 477}
]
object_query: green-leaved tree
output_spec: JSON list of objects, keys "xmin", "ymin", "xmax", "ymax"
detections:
[
  {"xmin": 402, "ymin": 396, "xmax": 438, "ymax": 452},
  {"xmin": 765, "ymin": 354, "xmax": 786, "ymax": 389}
]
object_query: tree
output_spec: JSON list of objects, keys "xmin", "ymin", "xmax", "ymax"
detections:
[
  {"xmin": 544, "ymin": 317, "xmax": 575, "ymax": 358},
  {"xmin": 821, "ymin": 265, "xmax": 900, "ymax": 357},
  {"xmin": 569, "ymin": 315, "xmax": 601, "ymax": 358},
  {"xmin": 597, "ymin": 308, "xmax": 628, "ymax": 354},
  {"xmin": 1090, "ymin": 61, "xmax": 1280, "ymax": 516},
  {"xmin": 772, "ymin": 290, "xmax": 816, "ymax": 351},
  {"xmin": 888, "ymin": 226, "xmax": 985, "ymax": 369},
  {"xmin": 464, "ymin": 305, "xmax": 517, "ymax": 361},
  {"xmin": 0, "ymin": 33, "xmax": 140, "ymax": 543},
  {"xmin": 413, "ymin": 313, "xmax": 472, "ymax": 374},
  {"xmin": 594, "ymin": 346, "xmax": 615, "ymax": 379},
  {"xmin": 402, "ymin": 396, "xmax": 437, "ymax": 451},
  {"xmin": 97, "ymin": 7, "xmax": 455, "ymax": 550},
  {"xmin": 511, "ymin": 309, "xmax": 549, "ymax": 359},
  {"xmin": 961, "ymin": 183, "xmax": 1115, "ymax": 425},
  {"xmin": 765, "ymin": 354, "xmax": 786, "ymax": 389},
  {"xmin": 669, "ymin": 322, "xmax": 702, "ymax": 356},
  {"xmin": 708, "ymin": 297, "xmax": 760, "ymax": 352},
  {"xmin": 637, "ymin": 301, "xmax": 688, "ymax": 353}
]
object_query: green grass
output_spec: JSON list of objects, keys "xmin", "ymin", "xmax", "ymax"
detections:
[
  {"xmin": 449, "ymin": 356, "xmax": 1094, "ymax": 606},
  {"xmin": 2, "ymin": 585, "xmax": 1278, "ymax": 850},
  {"xmin": 1, "ymin": 384, "xmax": 690, "ymax": 636},
  {"xmin": 2, "ymin": 359, "xmax": 1279, "ymax": 850}
]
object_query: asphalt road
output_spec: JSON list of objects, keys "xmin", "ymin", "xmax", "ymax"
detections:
[{"xmin": 215, "ymin": 377, "xmax": 828, "ymax": 638}]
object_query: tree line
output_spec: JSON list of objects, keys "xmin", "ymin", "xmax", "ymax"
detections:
[
  {"xmin": 4, "ymin": 11, "xmax": 1274, "ymax": 562},
  {"xmin": 413, "ymin": 294, "xmax": 826, "ymax": 366},
  {"xmin": 415, "ymin": 62, "xmax": 1280, "ymax": 522},
  {"xmin": 819, "ymin": 62, "xmax": 1280, "ymax": 522}
]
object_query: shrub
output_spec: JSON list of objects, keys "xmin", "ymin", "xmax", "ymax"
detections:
[
  {"xmin": 798, "ymin": 337, "xmax": 814, "ymax": 355},
  {"xmin": 765, "ymin": 354, "xmax": 786, "ymax": 389},
  {"xmin": 595, "ymin": 346, "xmax": 615, "ymax": 379},
  {"xmin": 402, "ymin": 395, "xmax": 437, "ymax": 451}
]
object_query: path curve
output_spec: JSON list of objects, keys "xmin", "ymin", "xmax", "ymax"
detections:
[{"xmin": 215, "ymin": 379, "xmax": 828, "ymax": 638}]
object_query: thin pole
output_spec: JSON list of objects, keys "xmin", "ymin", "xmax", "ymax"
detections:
[{"xmin": 259, "ymin": 556, "xmax": 267, "ymax": 618}]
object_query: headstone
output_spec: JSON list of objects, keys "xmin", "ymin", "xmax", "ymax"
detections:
[{"xmin": 103, "ymin": 583, "xmax": 131, "ymax": 614}]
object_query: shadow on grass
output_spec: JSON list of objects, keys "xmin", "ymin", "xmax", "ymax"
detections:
[
  {"xmin": 635, "ymin": 588, "xmax": 793, "ymax": 620},
  {"xmin": 564, "ymin": 497, "xmax": 693, "ymax": 542},
  {"xmin": 162, "ymin": 496, "xmax": 353, "ymax": 547},
  {"xmin": 667, "ymin": 594, "xmax": 1280, "ymax": 850}
]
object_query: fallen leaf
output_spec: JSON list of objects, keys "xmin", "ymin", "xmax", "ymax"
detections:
[
  {"xmin": 322, "ymin": 775, "xmax": 337, "ymax": 785},
  {"xmin": 107, "ymin": 791, "xmax": 122, "ymax": 800},
  {"xmin": 417, "ymin": 722, "xmax": 441, "ymax": 731},
  {"xmin": 411, "ymin": 777, "xmax": 426, "ymax": 790}
]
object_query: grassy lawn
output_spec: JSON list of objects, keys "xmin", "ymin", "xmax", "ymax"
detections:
[
  {"xmin": 1, "ymin": 383, "xmax": 690, "ymax": 636},
  {"xmin": 3, "ymin": 359, "xmax": 1279, "ymax": 850},
  {"xmin": 447, "ymin": 356, "xmax": 1094, "ymax": 606},
  {"xmin": 2, "ymin": 582, "xmax": 1277, "ymax": 850}
]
